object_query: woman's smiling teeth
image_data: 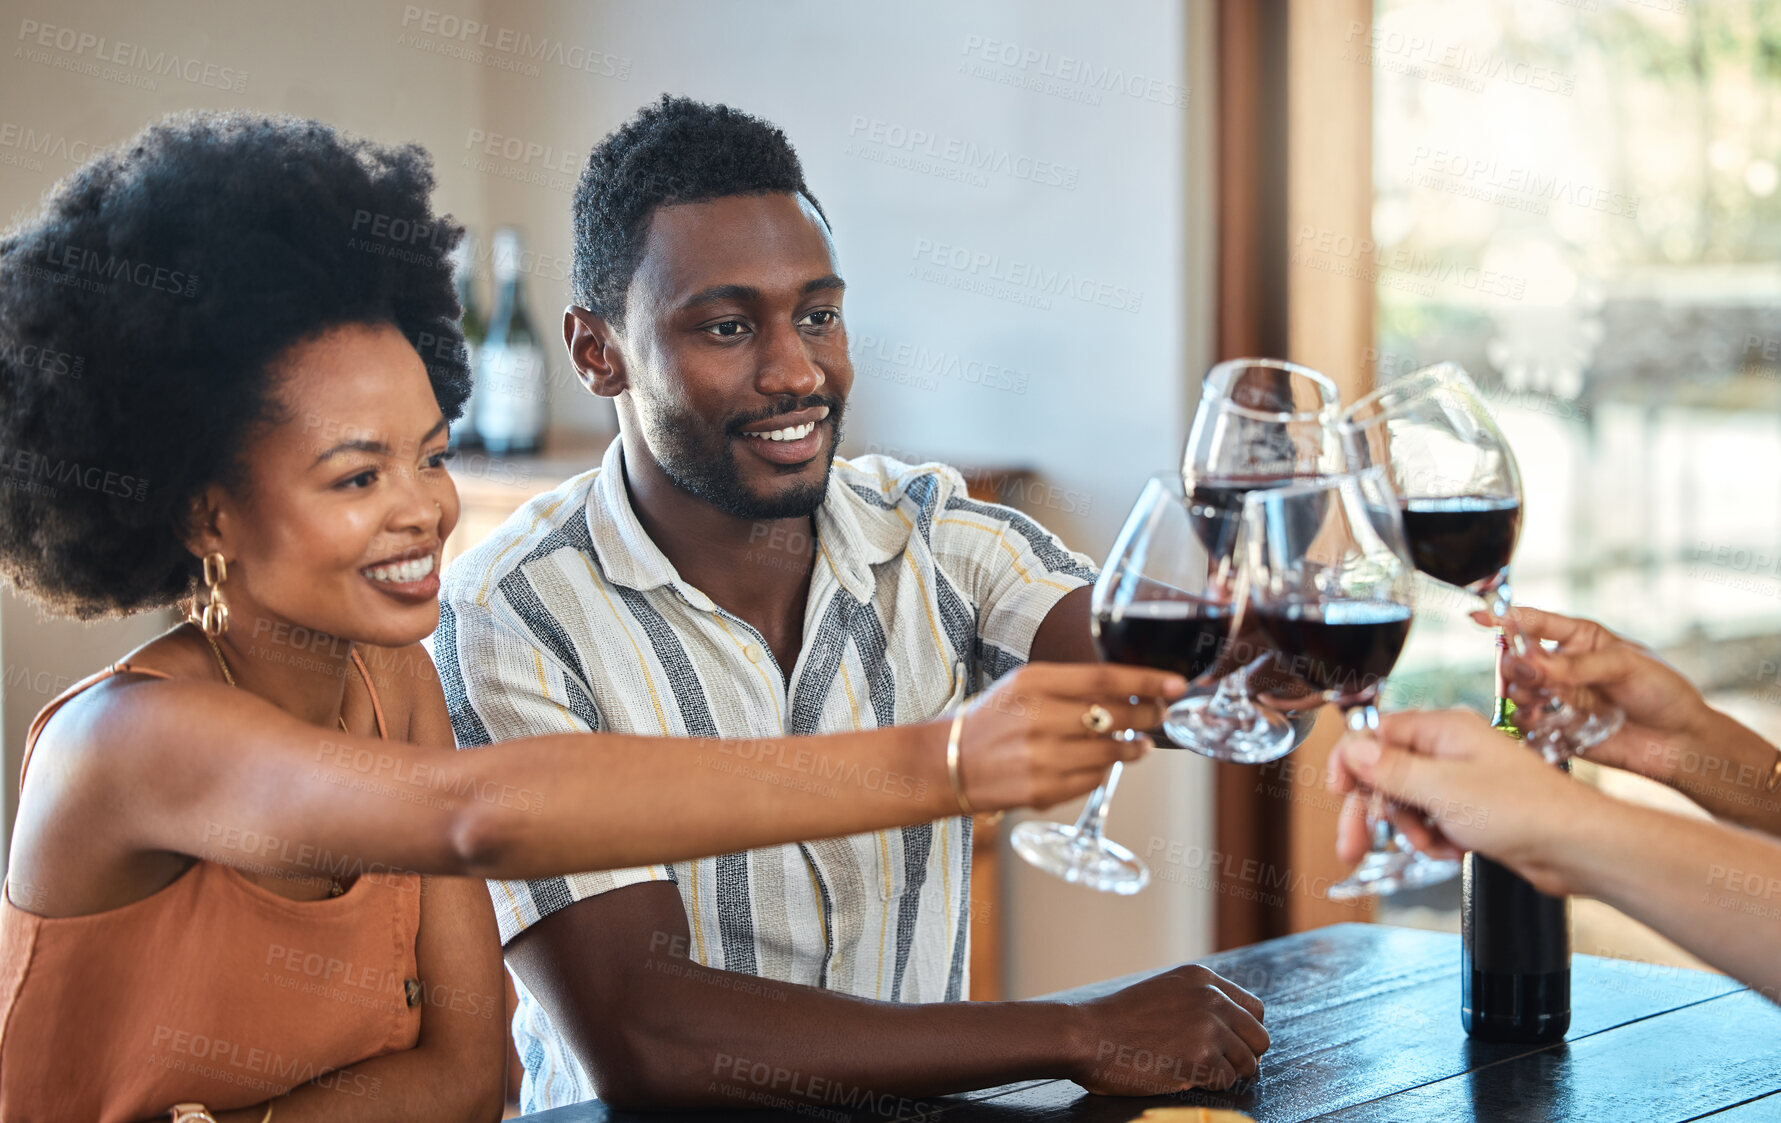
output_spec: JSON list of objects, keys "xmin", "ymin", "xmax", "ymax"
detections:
[
  {"xmin": 364, "ymin": 554, "xmax": 435, "ymax": 583},
  {"xmin": 744, "ymin": 421, "xmax": 817, "ymax": 442}
]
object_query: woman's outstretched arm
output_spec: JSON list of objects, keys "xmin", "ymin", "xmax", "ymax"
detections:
[{"xmin": 67, "ymin": 657, "xmax": 1180, "ymax": 887}]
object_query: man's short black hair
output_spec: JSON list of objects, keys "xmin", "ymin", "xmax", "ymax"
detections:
[
  {"xmin": 0, "ymin": 110, "xmax": 470, "ymax": 619},
  {"xmin": 571, "ymin": 95, "xmax": 827, "ymax": 324}
]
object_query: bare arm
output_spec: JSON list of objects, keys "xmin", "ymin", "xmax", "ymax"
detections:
[
  {"xmin": 1332, "ymin": 709, "xmax": 1781, "ymax": 1002},
  {"xmin": 1496, "ymin": 606, "xmax": 1781, "ymax": 836},
  {"xmin": 70, "ymin": 658, "xmax": 1175, "ymax": 887},
  {"xmin": 1029, "ymin": 585, "xmax": 1098, "ymax": 664},
  {"xmin": 506, "ymin": 882, "xmax": 1268, "ymax": 1108}
]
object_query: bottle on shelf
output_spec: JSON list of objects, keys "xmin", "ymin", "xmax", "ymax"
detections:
[
  {"xmin": 448, "ymin": 232, "xmax": 486, "ymax": 450},
  {"xmin": 474, "ymin": 227, "xmax": 547, "ymax": 456},
  {"xmin": 1462, "ymin": 630, "xmax": 1572, "ymax": 1043}
]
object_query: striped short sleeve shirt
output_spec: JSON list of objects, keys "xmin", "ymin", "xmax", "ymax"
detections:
[{"xmin": 429, "ymin": 437, "xmax": 1095, "ymax": 1112}]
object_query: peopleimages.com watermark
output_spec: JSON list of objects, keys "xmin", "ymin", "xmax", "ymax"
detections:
[
  {"xmin": 908, "ymin": 238, "xmax": 1144, "ymax": 314},
  {"xmin": 957, "ymin": 33, "xmax": 1188, "ymax": 110},
  {"xmin": 1292, "ymin": 225, "xmax": 1528, "ymax": 301},
  {"xmin": 395, "ymin": 6, "xmax": 630, "ymax": 80},
  {"xmin": 1342, "ymin": 21, "xmax": 1577, "ymax": 97},
  {"xmin": 16, "ymin": 18, "xmax": 248, "ymax": 92},
  {"xmin": 1404, "ymin": 145, "xmax": 1639, "ymax": 220},
  {"xmin": 850, "ymin": 333, "xmax": 1031, "ymax": 395},
  {"xmin": 710, "ymin": 1054, "xmax": 940, "ymax": 1123},
  {"xmin": 845, "ymin": 115, "xmax": 1080, "ymax": 192},
  {"xmin": 149, "ymin": 1025, "xmax": 379, "ymax": 1100},
  {"xmin": 0, "ymin": 120, "xmax": 103, "ymax": 172}
]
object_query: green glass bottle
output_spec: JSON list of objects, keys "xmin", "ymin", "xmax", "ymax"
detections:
[{"xmin": 449, "ymin": 233, "xmax": 486, "ymax": 450}]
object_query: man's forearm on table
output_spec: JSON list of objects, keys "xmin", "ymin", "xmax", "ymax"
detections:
[{"xmin": 588, "ymin": 962, "xmax": 1086, "ymax": 1108}]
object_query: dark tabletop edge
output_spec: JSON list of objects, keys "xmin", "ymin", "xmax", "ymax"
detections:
[
  {"xmin": 1679, "ymin": 1088, "xmax": 1781, "ymax": 1121},
  {"xmin": 1303, "ymin": 984, "xmax": 1758, "ymax": 1122}
]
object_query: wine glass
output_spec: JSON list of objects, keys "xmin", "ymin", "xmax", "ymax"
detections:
[
  {"xmin": 1170, "ymin": 357, "xmax": 1347, "ymax": 762},
  {"xmin": 1233, "ymin": 467, "xmax": 1454, "ymax": 898},
  {"xmin": 1340, "ymin": 363, "xmax": 1623, "ymax": 762},
  {"xmin": 1011, "ymin": 474, "xmax": 1233, "ymax": 894}
]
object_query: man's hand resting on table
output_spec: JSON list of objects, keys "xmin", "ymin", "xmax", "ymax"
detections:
[{"xmin": 1067, "ymin": 965, "xmax": 1269, "ymax": 1095}]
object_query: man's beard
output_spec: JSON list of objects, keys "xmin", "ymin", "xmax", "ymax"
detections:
[{"xmin": 645, "ymin": 394, "xmax": 846, "ymax": 520}]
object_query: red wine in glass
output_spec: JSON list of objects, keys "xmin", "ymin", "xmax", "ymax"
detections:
[
  {"xmin": 1093, "ymin": 601, "xmax": 1233, "ymax": 683},
  {"xmin": 1189, "ymin": 478, "xmax": 1330, "ymax": 562},
  {"xmin": 1399, "ymin": 497, "xmax": 1523, "ymax": 591},
  {"xmin": 1247, "ymin": 601, "xmax": 1414, "ymax": 705}
]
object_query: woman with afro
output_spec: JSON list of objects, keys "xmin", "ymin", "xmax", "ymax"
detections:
[{"xmin": 0, "ymin": 111, "xmax": 1174, "ymax": 1122}]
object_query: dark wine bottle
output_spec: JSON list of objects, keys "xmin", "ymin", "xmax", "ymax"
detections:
[{"xmin": 1462, "ymin": 631, "xmax": 1571, "ymax": 1042}]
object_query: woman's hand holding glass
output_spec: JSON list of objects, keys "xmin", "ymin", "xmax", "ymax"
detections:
[
  {"xmin": 1011, "ymin": 475, "xmax": 1228, "ymax": 894},
  {"xmin": 957, "ymin": 662, "xmax": 1182, "ymax": 814},
  {"xmin": 1326, "ymin": 709, "xmax": 1589, "ymax": 898},
  {"xmin": 1339, "ymin": 363, "xmax": 1623, "ymax": 762}
]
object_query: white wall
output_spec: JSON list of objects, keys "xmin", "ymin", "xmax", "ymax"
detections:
[
  {"xmin": 0, "ymin": 0, "xmax": 1217, "ymax": 997},
  {"xmin": 0, "ymin": 0, "xmax": 486, "ymax": 863}
]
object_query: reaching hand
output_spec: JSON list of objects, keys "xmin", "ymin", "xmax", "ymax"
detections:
[
  {"xmin": 960, "ymin": 663, "xmax": 1185, "ymax": 812},
  {"xmin": 1481, "ymin": 606, "xmax": 1715, "ymax": 782},
  {"xmin": 1327, "ymin": 708, "xmax": 1596, "ymax": 896}
]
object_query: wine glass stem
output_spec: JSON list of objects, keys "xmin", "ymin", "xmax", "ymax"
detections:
[
  {"xmin": 1207, "ymin": 666, "xmax": 1256, "ymax": 720},
  {"xmin": 1344, "ymin": 703, "xmax": 1393, "ymax": 855},
  {"xmin": 1367, "ymin": 790, "xmax": 1393, "ymax": 852},
  {"xmin": 1071, "ymin": 760, "xmax": 1124, "ymax": 846}
]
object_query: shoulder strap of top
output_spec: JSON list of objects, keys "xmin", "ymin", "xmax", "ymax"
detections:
[
  {"xmin": 19, "ymin": 662, "xmax": 173, "ymax": 788},
  {"xmin": 22, "ymin": 649, "xmax": 390, "ymax": 788},
  {"xmin": 349, "ymin": 647, "xmax": 388, "ymax": 740}
]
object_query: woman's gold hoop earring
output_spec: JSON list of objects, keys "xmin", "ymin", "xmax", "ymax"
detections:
[{"xmin": 195, "ymin": 552, "xmax": 230, "ymax": 637}]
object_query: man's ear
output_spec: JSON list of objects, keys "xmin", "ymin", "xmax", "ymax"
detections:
[{"xmin": 564, "ymin": 306, "xmax": 629, "ymax": 398}]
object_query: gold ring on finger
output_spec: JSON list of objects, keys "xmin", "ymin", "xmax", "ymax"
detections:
[{"xmin": 1081, "ymin": 703, "xmax": 1114, "ymax": 734}]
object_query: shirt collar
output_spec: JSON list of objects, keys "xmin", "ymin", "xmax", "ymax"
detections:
[{"xmin": 583, "ymin": 440, "xmax": 910, "ymax": 607}]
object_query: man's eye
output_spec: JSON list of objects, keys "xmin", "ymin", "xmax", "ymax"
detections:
[
  {"xmin": 708, "ymin": 320, "xmax": 748, "ymax": 337},
  {"xmin": 804, "ymin": 309, "xmax": 839, "ymax": 327}
]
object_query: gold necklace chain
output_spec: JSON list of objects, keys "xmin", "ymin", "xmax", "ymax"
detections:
[
  {"xmin": 199, "ymin": 626, "xmax": 350, "ymax": 896},
  {"xmin": 200, "ymin": 629, "xmax": 349, "ymax": 734}
]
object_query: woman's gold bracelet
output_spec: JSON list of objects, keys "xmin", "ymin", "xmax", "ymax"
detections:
[{"xmin": 946, "ymin": 708, "xmax": 976, "ymax": 816}]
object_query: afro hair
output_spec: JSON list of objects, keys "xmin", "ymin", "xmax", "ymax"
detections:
[{"xmin": 0, "ymin": 110, "xmax": 471, "ymax": 619}]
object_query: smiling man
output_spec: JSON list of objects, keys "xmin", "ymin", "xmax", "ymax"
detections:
[{"xmin": 433, "ymin": 96, "xmax": 1266, "ymax": 1114}]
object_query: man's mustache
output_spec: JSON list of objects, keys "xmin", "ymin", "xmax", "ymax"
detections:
[{"xmin": 724, "ymin": 395, "xmax": 843, "ymax": 435}]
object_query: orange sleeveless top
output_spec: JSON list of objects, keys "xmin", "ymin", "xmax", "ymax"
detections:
[{"xmin": 0, "ymin": 653, "xmax": 424, "ymax": 1123}]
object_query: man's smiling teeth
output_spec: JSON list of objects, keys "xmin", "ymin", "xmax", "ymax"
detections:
[
  {"xmin": 364, "ymin": 555, "xmax": 435, "ymax": 583},
  {"xmin": 744, "ymin": 422, "xmax": 817, "ymax": 442}
]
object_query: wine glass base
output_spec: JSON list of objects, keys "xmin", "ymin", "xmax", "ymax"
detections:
[
  {"xmin": 1010, "ymin": 820, "xmax": 1150, "ymax": 895},
  {"xmin": 1162, "ymin": 693, "xmax": 1298, "ymax": 764},
  {"xmin": 1523, "ymin": 700, "xmax": 1627, "ymax": 764},
  {"xmin": 1326, "ymin": 849, "xmax": 1462, "ymax": 900}
]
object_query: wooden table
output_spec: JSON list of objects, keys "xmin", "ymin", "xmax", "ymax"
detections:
[{"xmin": 513, "ymin": 922, "xmax": 1781, "ymax": 1122}]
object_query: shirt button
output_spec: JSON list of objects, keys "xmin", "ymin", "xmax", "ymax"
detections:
[{"xmin": 743, "ymin": 643, "xmax": 765, "ymax": 664}]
